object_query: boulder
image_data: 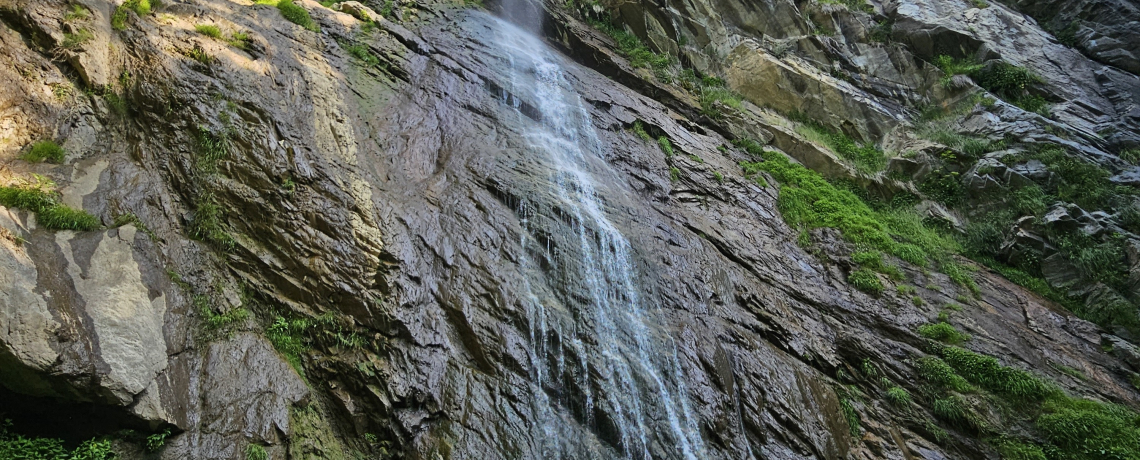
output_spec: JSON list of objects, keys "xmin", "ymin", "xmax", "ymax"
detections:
[{"xmin": 336, "ymin": 1, "xmax": 379, "ymax": 22}]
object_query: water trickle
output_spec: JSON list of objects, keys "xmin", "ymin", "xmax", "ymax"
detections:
[{"xmin": 490, "ymin": 12, "xmax": 707, "ymax": 460}]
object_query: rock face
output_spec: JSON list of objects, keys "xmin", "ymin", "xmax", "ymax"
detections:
[{"xmin": 0, "ymin": 0, "xmax": 1138, "ymax": 459}]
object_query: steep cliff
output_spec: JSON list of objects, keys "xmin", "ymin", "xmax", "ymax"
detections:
[{"xmin": 0, "ymin": 0, "xmax": 1138, "ymax": 458}]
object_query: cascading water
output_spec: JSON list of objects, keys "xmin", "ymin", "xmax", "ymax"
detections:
[{"xmin": 487, "ymin": 7, "xmax": 707, "ymax": 460}]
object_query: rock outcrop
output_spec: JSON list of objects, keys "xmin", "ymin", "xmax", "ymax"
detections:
[{"xmin": 0, "ymin": 0, "xmax": 1138, "ymax": 458}]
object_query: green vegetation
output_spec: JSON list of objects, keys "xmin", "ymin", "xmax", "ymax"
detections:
[
  {"xmin": 246, "ymin": 444, "xmax": 267, "ymax": 460},
  {"xmin": 1119, "ymin": 148, "xmax": 1140, "ymax": 165},
  {"xmin": 934, "ymin": 55, "xmax": 1048, "ymax": 115},
  {"xmin": 791, "ymin": 115, "xmax": 886, "ymax": 174},
  {"xmin": 0, "ymin": 184, "xmax": 100, "ymax": 231},
  {"xmin": 145, "ymin": 429, "xmax": 170, "ymax": 452},
  {"xmin": 228, "ymin": 31, "xmax": 251, "ymax": 49},
  {"xmin": 185, "ymin": 47, "xmax": 213, "ymax": 65},
  {"xmin": 714, "ymin": 171, "xmax": 724, "ymax": 184},
  {"xmin": 587, "ymin": 17, "xmax": 672, "ymax": 80},
  {"xmin": 669, "ymin": 167, "xmax": 681, "ymax": 182},
  {"xmin": 736, "ymin": 138, "xmax": 973, "ymax": 292},
  {"xmin": 849, "ymin": 268, "xmax": 884, "ymax": 295},
  {"xmin": 195, "ymin": 24, "xmax": 222, "ymax": 39},
  {"xmin": 64, "ymin": 4, "xmax": 90, "ymax": 22},
  {"xmin": 917, "ymin": 322, "xmax": 970, "ymax": 344},
  {"xmin": 819, "ymin": 0, "xmax": 874, "ymax": 13},
  {"xmin": 657, "ymin": 137, "xmax": 674, "ymax": 157},
  {"xmin": 112, "ymin": 0, "xmax": 151, "ymax": 30},
  {"xmin": 267, "ymin": 312, "xmax": 367, "ymax": 377},
  {"xmin": 21, "ymin": 141, "xmax": 65, "ymax": 163},
  {"xmin": 886, "ymin": 386, "xmax": 911, "ymax": 407},
  {"xmin": 61, "ymin": 28, "xmax": 94, "ymax": 50},
  {"xmin": 0, "ymin": 420, "xmax": 115, "ymax": 459},
  {"xmin": 190, "ymin": 193, "xmax": 236, "ymax": 251},
  {"xmin": 914, "ymin": 343, "xmax": 1140, "ymax": 459},
  {"xmin": 678, "ymin": 71, "xmax": 743, "ymax": 119},
  {"xmin": 630, "ymin": 121, "xmax": 651, "ymax": 142},
  {"xmin": 277, "ymin": 0, "xmax": 319, "ymax": 31},
  {"xmin": 113, "ymin": 212, "xmax": 157, "ymax": 240},
  {"xmin": 344, "ymin": 42, "xmax": 380, "ymax": 66}
]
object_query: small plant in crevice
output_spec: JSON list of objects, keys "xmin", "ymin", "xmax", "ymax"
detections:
[
  {"xmin": 145, "ymin": 429, "xmax": 171, "ymax": 452},
  {"xmin": 630, "ymin": 120, "xmax": 651, "ymax": 142},
  {"xmin": 113, "ymin": 212, "xmax": 158, "ymax": 240},
  {"xmin": 849, "ymin": 267, "xmax": 884, "ymax": 295},
  {"xmin": 658, "ymin": 136, "xmax": 674, "ymax": 158},
  {"xmin": 343, "ymin": 41, "xmax": 381, "ymax": 67},
  {"xmin": 185, "ymin": 46, "xmax": 214, "ymax": 65},
  {"xmin": 791, "ymin": 114, "xmax": 887, "ymax": 174},
  {"xmin": 885, "ymin": 386, "xmax": 911, "ymax": 407},
  {"xmin": 669, "ymin": 167, "xmax": 681, "ymax": 183},
  {"xmin": 190, "ymin": 192, "xmax": 236, "ymax": 251},
  {"xmin": 21, "ymin": 140, "xmax": 66, "ymax": 163}
]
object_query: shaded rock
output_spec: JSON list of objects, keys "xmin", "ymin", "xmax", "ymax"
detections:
[{"xmin": 337, "ymin": 1, "xmax": 379, "ymax": 22}]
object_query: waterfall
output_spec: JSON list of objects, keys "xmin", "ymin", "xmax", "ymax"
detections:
[{"xmin": 489, "ymin": 11, "xmax": 707, "ymax": 460}]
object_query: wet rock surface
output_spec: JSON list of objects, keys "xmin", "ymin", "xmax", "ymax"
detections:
[{"xmin": 0, "ymin": 0, "xmax": 1137, "ymax": 458}]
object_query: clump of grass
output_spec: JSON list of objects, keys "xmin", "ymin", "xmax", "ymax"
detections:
[
  {"xmin": 190, "ymin": 193, "xmax": 236, "ymax": 251},
  {"xmin": 738, "ymin": 139, "xmax": 968, "ymax": 289},
  {"xmin": 344, "ymin": 42, "xmax": 380, "ymax": 66},
  {"xmin": 917, "ymin": 322, "xmax": 970, "ymax": 344},
  {"xmin": 246, "ymin": 444, "xmax": 267, "ymax": 460},
  {"xmin": 679, "ymin": 72, "xmax": 743, "ymax": 119},
  {"xmin": 199, "ymin": 300, "xmax": 249, "ymax": 337},
  {"xmin": 0, "ymin": 185, "xmax": 100, "ymax": 231},
  {"xmin": 227, "ymin": 31, "xmax": 251, "ymax": 49},
  {"xmin": 61, "ymin": 28, "xmax": 94, "ymax": 50},
  {"xmin": 112, "ymin": 0, "xmax": 151, "ymax": 31},
  {"xmin": 934, "ymin": 56, "xmax": 1048, "ymax": 114},
  {"xmin": 21, "ymin": 140, "xmax": 66, "ymax": 163},
  {"xmin": 886, "ymin": 386, "xmax": 911, "ymax": 407},
  {"xmin": 587, "ymin": 17, "xmax": 672, "ymax": 80},
  {"xmin": 277, "ymin": 0, "xmax": 319, "ymax": 32},
  {"xmin": 792, "ymin": 116, "xmax": 886, "ymax": 174},
  {"xmin": 669, "ymin": 167, "xmax": 681, "ymax": 182},
  {"xmin": 916, "ymin": 356, "xmax": 974, "ymax": 393},
  {"xmin": 185, "ymin": 47, "xmax": 213, "ymax": 65},
  {"xmin": 195, "ymin": 24, "xmax": 222, "ymax": 39},
  {"xmin": 849, "ymin": 268, "xmax": 884, "ymax": 295},
  {"xmin": 630, "ymin": 121, "xmax": 651, "ymax": 142},
  {"xmin": 658, "ymin": 136, "xmax": 674, "ymax": 158},
  {"xmin": 852, "ymin": 250, "xmax": 904, "ymax": 279},
  {"xmin": 995, "ymin": 439, "xmax": 1046, "ymax": 460},
  {"xmin": 64, "ymin": 4, "xmax": 90, "ymax": 22}
]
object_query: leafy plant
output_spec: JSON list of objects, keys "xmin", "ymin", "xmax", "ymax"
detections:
[
  {"xmin": 630, "ymin": 121, "xmax": 651, "ymax": 142},
  {"xmin": 849, "ymin": 268, "xmax": 884, "ymax": 295},
  {"xmin": 146, "ymin": 429, "xmax": 171, "ymax": 452},
  {"xmin": 112, "ymin": 0, "xmax": 151, "ymax": 30},
  {"xmin": 886, "ymin": 386, "xmax": 911, "ymax": 407},
  {"xmin": 658, "ymin": 136, "xmax": 674, "ymax": 157},
  {"xmin": 0, "ymin": 420, "xmax": 115, "ymax": 460},
  {"xmin": 61, "ymin": 28, "xmax": 94, "ymax": 50}
]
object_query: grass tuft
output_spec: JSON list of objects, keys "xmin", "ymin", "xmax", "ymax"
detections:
[
  {"xmin": 21, "ymin": 141, "xmax": 66, "ymax": 163},
  {"xmin": 0, "ymin": 185, "xmax": 99, "ymax": 231},
  {"xmin": 918, "ymin": 322, "xmax": 970, "ymax": 344},
  {"xmin": 277, "ymin": 0, "xmax": 319, "ymax": 32},
  {"xmin": 195, "ymin": 24, "xmax": 222, "ymax": 39}
]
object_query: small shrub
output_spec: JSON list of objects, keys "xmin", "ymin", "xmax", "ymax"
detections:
[
  {"xmin": 277, "ymin": 0, "xmax": 318, "ymax": 31},
  {"xmin": 849, "ymin": 268, "xmax": 884, "ymax": 295},
  {"xmin": 195, "ymin": 24, "xmax": 222, "ymax": 39},
  {"xmin": 22, "ymin": 140, "xmax": 65, "ymax": 163},
  {"xmin": 918, "ymin": 322, "xmax": 970, "ymax": 344}
]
